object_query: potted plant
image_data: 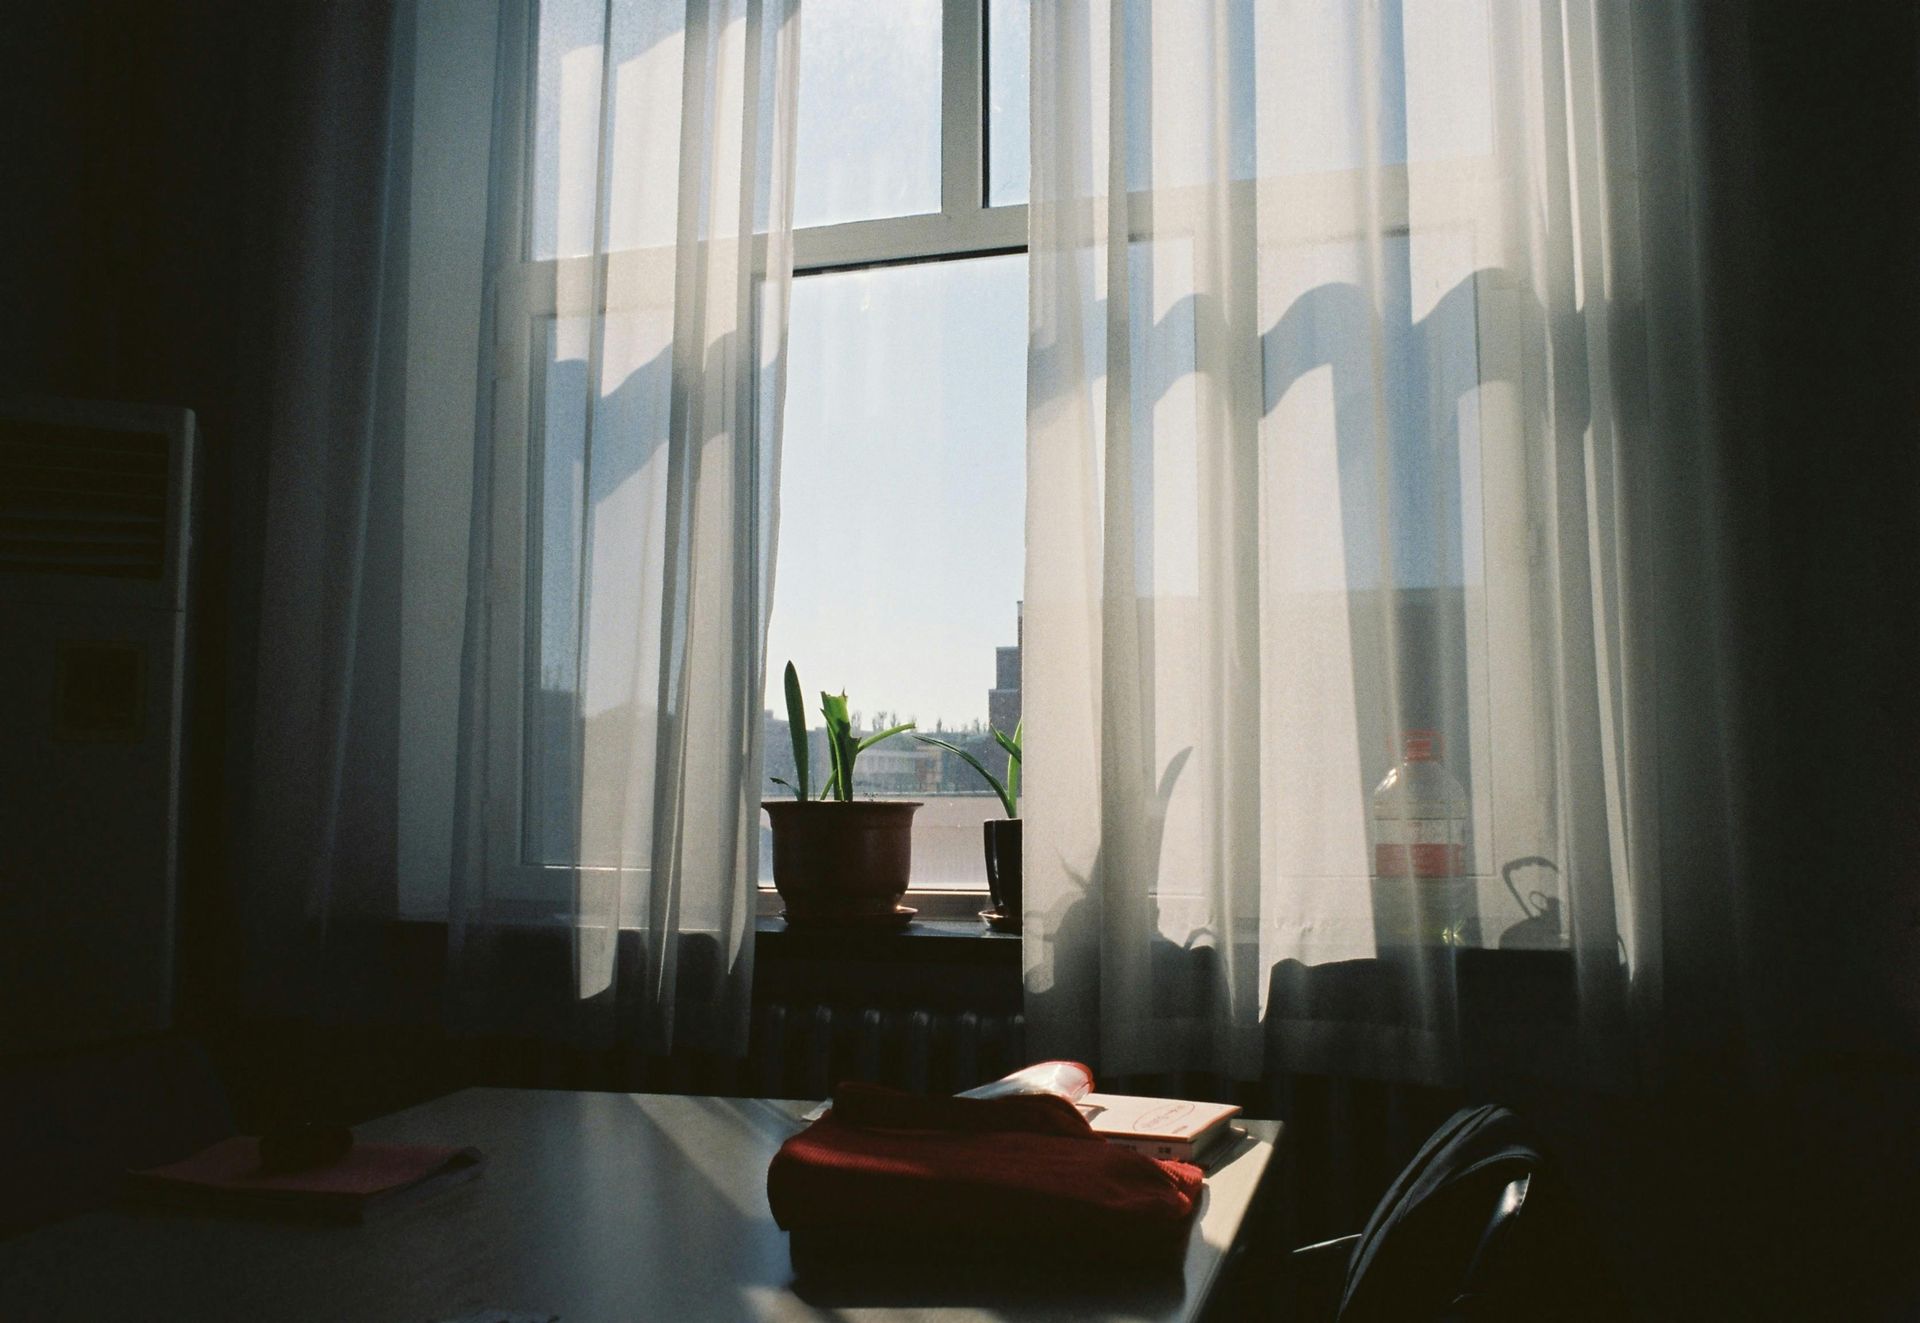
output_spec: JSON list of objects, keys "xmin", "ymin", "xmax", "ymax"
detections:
[
  {"xmin": 764, "ymin": 662, "xmax": 920, "ymax": 925},
  {"xmin": 915, "ymin": 722, "xmax": 1021, "ymax": 926}
]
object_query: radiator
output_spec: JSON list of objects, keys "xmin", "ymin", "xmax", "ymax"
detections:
[
  {"xmin": 750, "ymin": 1000, "xmax": 1026, "ymax": 1100},
  {"xmin": 1259, "ymin": 1070, "xmax": 1465, "ymax": 1241}
]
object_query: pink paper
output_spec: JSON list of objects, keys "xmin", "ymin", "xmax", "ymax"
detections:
[{"xmin": 136, "ymin": 1137, "xmax": 477, "ymax": 1197}]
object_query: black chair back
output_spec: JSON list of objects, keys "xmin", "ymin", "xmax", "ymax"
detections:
[{"xmin": 1338, "ymin": 1103, "xmax": 1556, "ymax": 1321}]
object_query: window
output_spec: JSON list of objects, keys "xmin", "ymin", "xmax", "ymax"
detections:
[
  {"xmin": 482, "ymin": 0, "xmax": 1029, "ymax": 915},
  {"xmin": 761, "ymin": 0, "xmax": 1028, "ymax": 915},
  {"xmin": 418, "ymin": 0, "xmax": 1513, "ymax": 926}
]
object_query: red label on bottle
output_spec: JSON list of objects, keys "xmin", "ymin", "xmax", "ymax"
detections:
[{"xmin": 1374, "ymin": 843, "xmax": 1465, "ymax": 877}]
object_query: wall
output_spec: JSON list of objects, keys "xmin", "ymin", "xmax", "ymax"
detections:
[
  {"xmin": 1626, "ymin": 5, "xmax": 1920, "ymax": 1313},
  {"xmin": 0, "ymin": 0, "xmax": 252, "ymax": 1032}
]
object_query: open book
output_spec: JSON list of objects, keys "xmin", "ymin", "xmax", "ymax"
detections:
[{"xmin": 958, "ymin": 1061, "xmax": 1243, "ymax": 1164}]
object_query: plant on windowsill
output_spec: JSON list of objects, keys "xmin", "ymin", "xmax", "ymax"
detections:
[
  {"xmin": 913, "ymin": 723, "xmax": 1021, "ymax": 928},
  {"xmin": 764, "ymin": 661, "xmax": 920, "ymax": 927}
]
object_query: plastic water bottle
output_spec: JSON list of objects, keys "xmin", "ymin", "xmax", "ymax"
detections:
[{"xmin": 1370, "ymin": 729, "xmax": 1479, "ymax": 949}]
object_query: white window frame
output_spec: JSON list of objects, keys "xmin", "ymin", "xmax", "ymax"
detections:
[{"xmin": 792, "ymin": 0, "xmax": 1025, "ymax": 272}]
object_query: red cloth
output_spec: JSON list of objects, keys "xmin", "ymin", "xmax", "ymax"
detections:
[{"xmin": 767, "ymin": 1083, "xmax": 1204, "ymax": 1264}]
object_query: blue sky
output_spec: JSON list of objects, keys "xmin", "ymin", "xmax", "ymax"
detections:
[{"xmin": 765, "ymin": 254, "xmax": 1028, "ymax": 732}]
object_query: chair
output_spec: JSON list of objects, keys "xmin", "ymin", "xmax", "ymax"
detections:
[{"xmin": 1280, "ymin": 1103, "xmax": 1626, "ymax": 1322}]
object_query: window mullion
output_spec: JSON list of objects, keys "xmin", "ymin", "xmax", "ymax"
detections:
[
  {"xmin": 941, "ymin": 0, "xmax": 985, "ymax": 220},
  {"xmin": 794, "ymin": 210, "xmax": 1024, "ymax": 272}
]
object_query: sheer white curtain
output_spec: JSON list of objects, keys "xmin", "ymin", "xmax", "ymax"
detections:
[
  {"xmin": 232, "ymin": 0, "xmax": 419, "ymax": 1023},
  {"xmin": 230, "ymin": 0, "xmax": 797, "ymax": 1060},
  {"xmin": 1025, "ymin": 0, "xmax": 1719, "ymax": 1087},
  {"xmin": 447, "ymin": 0, "xmax": 801, "ymax": 1055}
]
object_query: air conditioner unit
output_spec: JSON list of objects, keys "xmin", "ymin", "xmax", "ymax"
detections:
[{"xmin": 0, "ymin": 398, "xmax": 195, "ymax": 1053}]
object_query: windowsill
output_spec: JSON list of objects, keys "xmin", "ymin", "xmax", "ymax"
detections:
[
  {"xmin": 755, "ymin": 912, "xmax": 1018, "ymax": 947},
  {"xmin": 390, "ymin": 907, "xmax": 1018, "ymax": 944},
  {"xmin": 754, "ymin": 887, "xmax": 996, "ymax": 923}
]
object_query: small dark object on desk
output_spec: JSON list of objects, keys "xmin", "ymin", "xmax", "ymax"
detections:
[{"xmin": 257, "ymin": 1121, "xmax": 354, "ymax": 1174}]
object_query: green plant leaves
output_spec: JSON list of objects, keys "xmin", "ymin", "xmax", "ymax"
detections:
[
  {"xmin": 782, "ymin": 661, "xmax": 810, "ymax": 800},
  {"xmin": 913, "ymin": 733, "xmax": 1015, "ymax": 818},
  {"xmin": 1001, "ymin": 719, "xmax": 1022, "ymax": 810},
  {"xmin": 857, "ymin": 722, "xmax": 916, "ymax": 753},
  {"xmin": 821, "ymin": 692, "xmax": 853, "ymax": 800},
  {"xmin": 991, "ymin": 723, "xmax": 1021, "ymax": 763},
  {"xmin": 773, "ymin": 663, "xmax": 922, "ymax": 801},
  {"xmin": 815, "ymin": 690, "xmax": 915, "ymax": 800}
]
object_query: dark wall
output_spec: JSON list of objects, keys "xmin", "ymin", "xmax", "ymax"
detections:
[
  {"xmin": 1650, "ymin": 4, "xmax": 1920, "ymax": 1315},
  {"xmin": 0, "ymin": 0, "xmax": 253, "ymax": 1033},
  {"xmin": 1762, "ymin": 9, "xmax": 1920, "ymax": 1306},
  {"xmin": 0, "ymin": 3, "xmax": 246, "ymax": 408},
  {"xmin": 1744, "ymin": 0, "xmax": 1920, "ymax": 1063}
]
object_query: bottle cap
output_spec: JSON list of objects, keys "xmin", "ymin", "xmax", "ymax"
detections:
[{"xmin": 1401, "ymin": 729, "xmax": 1442, "ymax": 762}]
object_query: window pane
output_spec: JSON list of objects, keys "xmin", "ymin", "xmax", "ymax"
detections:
[
  {"xmin": 762, "ymin": 254, "xmax": 1029, "ymax": 892},
  {"xmin": 524, "ymin": 310, "xmax": 674, "ymax": 868},
  {"xmin": 793, "ymin": 0, "xmax": 943, "ymax": 229},
  {"xmin": 986, "ymin": 0, "xmax": 1029, "ymax": 206},
  {"xmin": 531, "ymin": 0, "xmax": 691, "ymax": 259},
  {"xmin": 525, "ymin": 317, "xmax": 588, "ymax": 862},
  {"xmin": 531, "ymin": 0, "xmax": 609, "ymax": 260}
]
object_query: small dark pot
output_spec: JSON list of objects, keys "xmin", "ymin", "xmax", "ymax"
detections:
[
  {"xmin": 765, "ymin": 800, "xmax": 921, "ymax": 920},
  {"xmin": 982, "ymin": 817, "xmax": 1022, "ymax": 917}
]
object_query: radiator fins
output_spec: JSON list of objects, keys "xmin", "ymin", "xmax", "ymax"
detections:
[{"xmin": 751, "ymin": 1001, "xmax": 1026, "ymax": 1099}]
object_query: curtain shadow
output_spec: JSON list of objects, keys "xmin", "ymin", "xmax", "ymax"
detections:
[{"xmin": 1257, "ymin": 266, "xmax": 1618, "ymax": 1091}]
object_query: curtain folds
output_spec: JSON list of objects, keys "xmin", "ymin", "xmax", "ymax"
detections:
[
  {"xmin": 449, "ymin": 0, "xmax": 801, "ymax": 1057},
  {"xmin": 1024, "ymin": 0, "xmax": 1729, "ymax": 1090},
  {"xmin": 234, "ymin": 0, "xmax": 802, "ymax": 1062},
  {"xmin": 232, "ymin": 0, "xmax": 417, "ymax": 1024}
]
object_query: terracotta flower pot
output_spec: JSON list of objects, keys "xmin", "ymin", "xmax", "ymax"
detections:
[
  {"xmin": 764, "ymin": 800, "xmax": 921, "ymax": 920},
  {"xmin": 983, "ymin": 817, "xmax": 1022, "ymax": 918}
]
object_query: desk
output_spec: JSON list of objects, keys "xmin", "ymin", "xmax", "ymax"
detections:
[{"xmin": 0, "ymin": 1088, "xmax": 1280, "ymax": 1322}]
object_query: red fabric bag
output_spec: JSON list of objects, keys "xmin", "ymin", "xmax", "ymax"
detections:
[{"xmin": 766, "ymin": 1082, "xmax": 1205, "ymax": 1269}]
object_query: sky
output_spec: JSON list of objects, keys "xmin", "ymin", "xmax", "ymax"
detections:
[
  {"xmin": 764, "ymin": 254, "xmax": 1027, "ymax": 733},
  {"xmin": 765, "ymin": 0, "xmax": 1027, "ymax": 732}
]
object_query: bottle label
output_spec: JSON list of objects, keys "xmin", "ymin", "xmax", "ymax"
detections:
[{"xmin": 1374, "ymin": 842, "xmax": 1466, "ymax": 877}]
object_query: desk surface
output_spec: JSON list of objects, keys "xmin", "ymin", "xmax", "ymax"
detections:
[{"xmin": 0, "ymin": 1088, "xmax": 1280, "ymax": 1323}]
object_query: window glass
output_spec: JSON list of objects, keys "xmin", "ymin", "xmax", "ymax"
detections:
[
  {"xmin": 793, "ymin": 0, "xmax": 944, "ymax": 228},
  {"xmin": 531, "ymin": 0, "xmax": 609, "ymax": 260},
  {"xmin": 525, "ymin": 317, "xmax": 588, "ymax": 862},
  {"xmin": 986, "ymin": 0, "xmax": 1029, "ymax": 206},
  {"xmin": 1254, "ymin": 0, "xmax": 1399, "ymax": 178},
  {"xmin": 531, "ymin": 0, "xmax": 693, "ymax": 259},
  {"xmin": 525, "ymin": 311, "xmax": 674, "ymax": 867},
  {"xmin": 1403, "ymin": 0, "xmax": 1494, "ymax": 164},
  {"xmin": 762, "ymin": 254, "xmax": 1029, "ymax": 891}
]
